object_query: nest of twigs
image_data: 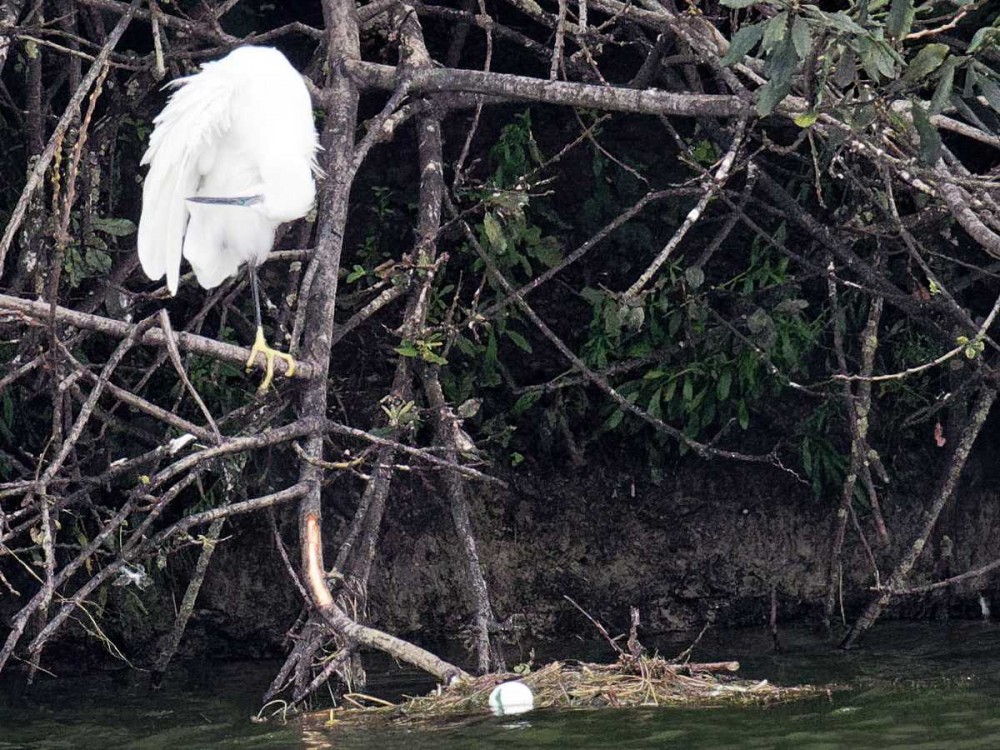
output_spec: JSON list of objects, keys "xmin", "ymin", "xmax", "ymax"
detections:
[{"xmin": 314, "ymin": 655, "xmax": 829, "ymax": 727}]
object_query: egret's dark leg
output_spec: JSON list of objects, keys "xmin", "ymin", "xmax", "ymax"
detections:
[
  {"xmin": 245, "ymin": 262, "xmax": 296, "ymax": 392},
  {"xmin": 249, "ymin": 261, "xmax": 264, "ymax": 331}
]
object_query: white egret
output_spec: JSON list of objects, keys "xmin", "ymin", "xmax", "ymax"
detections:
[
  {"xmin": 488, "ymin": 680, "xmax": 534, "ymax": 716},
  {"xmin": 138, "ymin": 46, "xmax": 319, "ymax": 391}
]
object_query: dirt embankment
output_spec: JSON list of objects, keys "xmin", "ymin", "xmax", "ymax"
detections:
[
  {"xmin": 23, "ymin": 451, "xmax": 994, "ymax": 667},
  {"xmin": 172, "ymin": 454, "xmax": 1000, "ymax": 659}
]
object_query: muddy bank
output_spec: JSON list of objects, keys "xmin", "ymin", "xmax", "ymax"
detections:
[
  {"xmin": 9, "ymin": 451, "xmax": 994, "ymax": 670},
  {"xmin": 158, "ymin": 454, "xmax": 1000, "ymax": 660}
]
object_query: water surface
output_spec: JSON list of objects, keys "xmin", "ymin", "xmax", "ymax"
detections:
[{"xmin": 3, "ymin": 622, "xmax": 1000, "ymax": 749}]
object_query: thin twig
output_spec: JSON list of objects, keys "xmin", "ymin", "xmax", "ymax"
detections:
[
  {"xmin": 158, "ymin": 310, "xmax": 222, "ymax": 444},
  {"xmin": 0, "ymin": 0, "xmax": 141, "ymax": 273}
]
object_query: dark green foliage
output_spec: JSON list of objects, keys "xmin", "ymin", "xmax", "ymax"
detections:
[
  {"xmin": 433, "ymin": 107, "xmax": 833, "ymax": 480},
  {"xmin": 720, "ymin": 0, "xmax": 1000, "ymax": 145},
  {"xmin": 580, "ymin": 242, "xmax": 818, "ymax": 455}
]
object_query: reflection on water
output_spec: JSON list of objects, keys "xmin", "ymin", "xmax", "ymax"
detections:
[
  {"xmin": 0, "ymin": 660, "xmax": 300, "ymax": 749},
  {"xmin": 3, "ymin": 623, "xmax": 1000, "ymax": 749}
]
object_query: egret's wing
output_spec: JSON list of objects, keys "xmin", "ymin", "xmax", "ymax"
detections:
[{"xmin": 137, "ymin": 66, "xmax": 236, "ymax": 294}]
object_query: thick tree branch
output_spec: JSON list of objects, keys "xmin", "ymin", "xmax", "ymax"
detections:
[{"xmin": 344, "ymin": 59, "xmax": 747, "ymax": 118}]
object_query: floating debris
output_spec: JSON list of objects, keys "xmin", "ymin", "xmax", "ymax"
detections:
[{"xmin": 310, "ymin": 655, "xmax": 831, "ymax": 728}]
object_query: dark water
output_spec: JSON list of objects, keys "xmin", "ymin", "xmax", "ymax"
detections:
[{"xmin": 3, "ymin": 623, "xmax": 1000, "ymax": 749}]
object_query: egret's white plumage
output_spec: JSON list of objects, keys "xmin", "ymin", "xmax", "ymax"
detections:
[{"xmin": 138, "ymin": 46, "xmax": 318, "ymax": 295}]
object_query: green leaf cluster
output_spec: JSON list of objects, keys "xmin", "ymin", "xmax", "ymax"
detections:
[
  {"xmin": 719, "ymin": 0, "xmax": 1000, "ymax": 156},
  {"xmin": 583, "ymin": 241, "xmax": 818, "ymax": 455}
]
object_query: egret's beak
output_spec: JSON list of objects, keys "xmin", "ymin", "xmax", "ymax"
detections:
[{"xmin": 186, "ymin": 195, "xmax": 263, "ymax": 207}]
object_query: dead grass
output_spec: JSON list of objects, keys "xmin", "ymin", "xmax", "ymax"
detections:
[{"xmin": 313, "ymin": 655, "xmax": 832, "ymax": 727}]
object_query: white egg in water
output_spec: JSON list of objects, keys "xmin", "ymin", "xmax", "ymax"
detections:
[{"xmin": 488, "ymin": 680, "xmax": 534, "ymax": 716}]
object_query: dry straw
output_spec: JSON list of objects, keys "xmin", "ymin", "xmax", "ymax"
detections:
[{"xmin": 315, "ymin": 655, "xmax": 829, "ymax": 727}]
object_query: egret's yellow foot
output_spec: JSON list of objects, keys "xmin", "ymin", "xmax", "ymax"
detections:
[{"xmin": 246, "ymin": 326, "xmax": 296, "ymax": 392}]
